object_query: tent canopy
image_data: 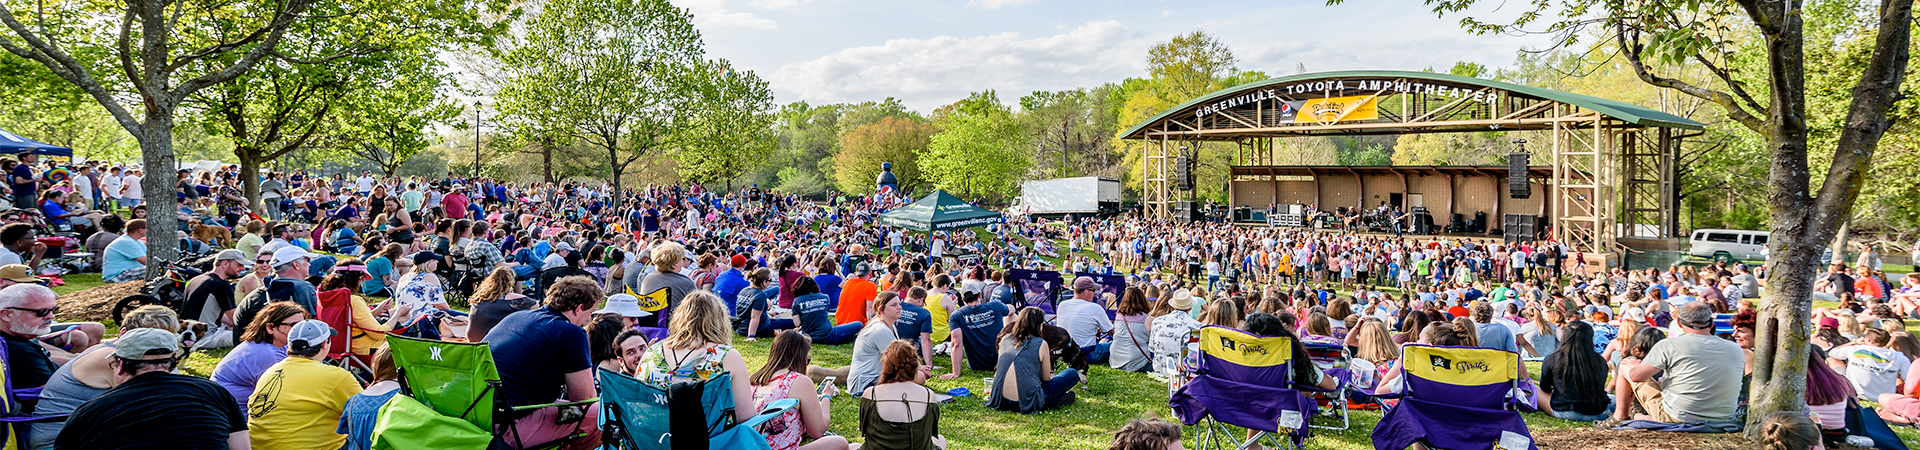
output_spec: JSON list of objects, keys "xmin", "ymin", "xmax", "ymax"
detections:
[
  {"xmin": 0, "ymin": 129, "xmax": 72, "ymax": 157},
  {"xmin": 877, "ymin": 190, "xmax": 1004, "ymax": 232}
]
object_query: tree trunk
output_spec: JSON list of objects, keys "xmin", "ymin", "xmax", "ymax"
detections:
[
  {"xmin": 139, "ymin": 118, "xmax": 179, "ymax": 279},
  {"xmin": 541, "ymin": 137, "xmax": 554, "ymax": 184},
  {"xmin": 239, "ymin": 150, "xmax": 263, "ymax": 211}
]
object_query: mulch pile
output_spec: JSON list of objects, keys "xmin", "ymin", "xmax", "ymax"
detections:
[
  {"xmin": 1533, "ymin": 428, "xmax": 1751, "ymax": 449},
  {"xmin": 58, "ymin": 281, "xmax": 143, "ymax": 323}
]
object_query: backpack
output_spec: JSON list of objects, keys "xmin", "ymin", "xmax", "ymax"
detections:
[{"xmin": 234, "ymin": 276, "xmax": 308, "ymax": 328}]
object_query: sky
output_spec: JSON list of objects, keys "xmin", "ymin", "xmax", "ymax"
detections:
[{"xmin": 668, "ymin": 0, "xmax": 1565, "ymax": 113}]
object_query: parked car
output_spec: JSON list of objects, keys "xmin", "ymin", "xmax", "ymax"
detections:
[{"xmin": 1689, "ymin": 229, "xmax": 1769, "ymax": 262}]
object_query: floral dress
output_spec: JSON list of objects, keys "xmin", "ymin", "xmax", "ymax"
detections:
[
  {"xmin": 638, "ymin": 344, "xmax": 733, "ymax": 389},
  {"xmin": 752, "ymin": 371, "xmax": 806, "ymax": 450}
]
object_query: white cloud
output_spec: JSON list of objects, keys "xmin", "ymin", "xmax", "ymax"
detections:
[
  {"xmin": 748, "ymin": 0, "xmax": 809, "ymax": 9},
  {"xmin": 770, "ymin": 20, "xmax": 1149, "ymax": 111},
  {"xmin": 966, "ymin": 0, "xmax": 1040, "ymax": 10},
  {"xmin": 674, "ymin": 0, "xmax": 778, "ymax": 30}
]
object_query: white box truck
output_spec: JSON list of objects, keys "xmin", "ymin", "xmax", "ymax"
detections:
[{"xmin": 1012, "ymin": 177, "xmax": 1122, "ymax": 217}]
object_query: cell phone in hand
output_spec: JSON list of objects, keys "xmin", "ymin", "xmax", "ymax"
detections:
[{"xmin": 818, "ymin": 376, "xmax": 837, "ymax": 398}]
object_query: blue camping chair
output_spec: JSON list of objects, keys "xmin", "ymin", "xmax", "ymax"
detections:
[
  {"xmin": 597, "ymin": 368, "xmax": 796, "ymax": 450},
  {"xmin": 0, "ymin": 336, "xmax": 67, "ymax": 447},
  {"xmin": 1371, "ymin": 344, "xmax": 1537, "ymax": 450},
  {"xmin": 1169, "ymin": 326, "xmax": 1319, "ymax": 450}
]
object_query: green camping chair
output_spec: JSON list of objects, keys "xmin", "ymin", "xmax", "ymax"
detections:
[{"xmin": 377, "ymin": 335, "xmax": 598, "ymax": 450}]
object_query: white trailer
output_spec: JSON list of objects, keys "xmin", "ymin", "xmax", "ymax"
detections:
[{"xmin": 1012, "ymin": 177, "xmax": 1122, "ymax": 217}]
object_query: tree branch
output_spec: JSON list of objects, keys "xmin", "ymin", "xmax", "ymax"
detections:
[
  {"xmin": 1810, "ymin": 0, "xmax": 1914, "ymax": 224},
  {"xmin": 1616, "ymin": 23, "xmax": 1766, "ymax": 133}
]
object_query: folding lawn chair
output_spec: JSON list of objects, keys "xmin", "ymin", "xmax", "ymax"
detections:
[
  {"xmin": 379, "ymin": 335, "xmax": 598, "ymax": 450},
  {"xmin": 1168, "ymin": 325, "xmax": 1319, "ymax": 450},
  {"xmin": 0, "ymin": 336, "xmax": 66, "ymax": 447},
  {"xmin": 317, "ymin": 288, "xmax": 375, "ymax": 382},
  {"xmin": 1301, "ymin": 341, "xmax": 1351, "ymax": 430},
  {"xmin": 596, "ymin": 368, "xmax": 796, "ymax": 450},
  {"xmin": 1371, "ymin": 344, "xmax": 1537, "ymax": 450}
]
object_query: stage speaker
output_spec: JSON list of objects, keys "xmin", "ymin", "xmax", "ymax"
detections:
[
  {"xmin": 1510, "ymin": 153, "xmax": 1531, "ymax": 199},
  {"xmin": 1504, "ymin": 214, "xmax": 1537, "ymax": 242},
  {"xmin": 1413, "ymin": 212, "xmax": 1434, "ymax": 234},
  {"xmin": 1174, "ymin": 201, "xmax": 1202, "ymax": 223},
  {"xmin": 1472, "ymin": 211, "xmax": 1487, "ymax": 233}
]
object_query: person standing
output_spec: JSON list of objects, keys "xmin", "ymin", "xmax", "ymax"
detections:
[
  {"xmin": 11, "ymin": 153, "xmax": 38, "ymax": 210},
  {"xmin": 119, "ymin": 168, "xmax": 143, "ymax": 208},
  {"xmin": 99, "ymin": 166, "xmax": 123, "ymax": 212},
  {"xmin": 260, "ymin": 172, "xmax": 286, "ymax": 221}
]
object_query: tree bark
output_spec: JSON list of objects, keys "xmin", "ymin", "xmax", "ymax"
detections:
[
  {"xmin": 137, "ymin": 117, "xmax": 178, "ymax": 278},
  {"xmin": 239, "ymin": 154, "xmax": 263, "ymax": 211}
]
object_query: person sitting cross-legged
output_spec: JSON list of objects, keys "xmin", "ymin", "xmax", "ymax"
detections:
[{"xmin": 1609, "ymin": 302, "xmax": 1745, "ymax": 425}]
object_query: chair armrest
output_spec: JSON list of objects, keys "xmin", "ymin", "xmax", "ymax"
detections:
[
  {"xmin": 508, "ymin": 398, "xmax": 601, "ymax": 412},
  {"xmin": 0, "ymin": 413, "xmax": 67, "ymax": 423},
  {"xmin": 738, "ymin": 398, "xmax": 798, "ymax": 429}
]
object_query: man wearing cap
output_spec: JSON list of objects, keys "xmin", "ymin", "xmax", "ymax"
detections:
[
  {"xmin": 712, "ymin": 255, "xmax": 751, "ymax": 315},
  {"xmin": 834, "ymin": 263, "xmax": 877, "ymax": 326},
  {"xmin": 57, "ymin": 328, "xmax": 250, "ymax": 450},
  {"xmin": 257, "ymin": 223, "xmax": 300, "ymax": 258},
  {"xmin": 543, "ymin": 241, "xmax": 574, "ymax": 270},
  {"xmin": 442, "ymin": 184, "xmax": 469, "ymax": 220},
  {"xmin": 1057, "ymin": 276, "xmax": 1115, "ymax": 365},
  {"xmin": 1613, "ymin": 302, "xmax": 1744, "ymax": 425},
  {"xmin": 245, "ymin": 320, "xmax": 360, "ymax": 450},
  {"xmin": 184, "ymin": 249, "xmax": 251, "ymax": 328},
  {"xmin": 236, "ymin": 247, "xmax": 320, "ymax": 328},
  {"xmin": 101, "ymin": 218, "xmax": 149, "ymax": 283}
]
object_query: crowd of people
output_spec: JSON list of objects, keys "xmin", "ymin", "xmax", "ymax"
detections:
[{"xmin": 0, "ymin": 157, "xmax": 1911, "ymax": 450}]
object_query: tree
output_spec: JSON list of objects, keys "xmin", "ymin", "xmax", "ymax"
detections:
[
  {"xmin": 1352, "ymin": 0, "xmax": 1915, "ymax": 433},
  {"xmin": 342, "ymin": 57, "xmax": 461, "ymax": 177},
  {"xmin": 833, "ymin": 117, "xmax": 936, "ymax": 195},
  {"xmin": 1020, "ymin": 88, "xmax": 1119, "ymax": 179},
  {"xmin": 491, "ymin": 0, "xmax": 705, "ymax": 197},
  {"xmin": 0, "ymin": 0, "xmax": 317, "ymax": 274},
  {"xmin": 672, "ymin": 59, "xmax": 777, "ymax": 189},
  {"xmin": 923, "ymin": 91, "xmax": 1029, "ymax": 201}
]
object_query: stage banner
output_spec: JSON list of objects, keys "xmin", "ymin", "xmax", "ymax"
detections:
[{"xmin": 1301, "ymin": 96, "xmax": 1378, "ymax": 123}]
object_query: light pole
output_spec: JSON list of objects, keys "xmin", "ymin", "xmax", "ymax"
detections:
[{"xmin": 473, "ymin": 100, "xmax": 483, "ymax": 179}]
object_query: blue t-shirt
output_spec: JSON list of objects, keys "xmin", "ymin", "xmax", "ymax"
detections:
[
  {"xmin": 734, "ymin": 287, "xmax": 774, "ymax": 335},
  {"xmin": 39, "ymin": 200, "xmax": 70, "ymax": 227},
  {"xmin": 362, "ymin": 256, "xmax": 393, "ymax": 294},
  {"xmin": 641, "ymin": 208, "xmax": 660, "ymax": 232},
  {"xmin": 793, "ymin": 293, "xmax": 835, "ymax": 342},
  {"xmin": 488, "ymin": 307, "xmax": 591, "ymax": 415},
  {"xmin": 895, "ymin": 303, "xmax": 934, "ymax": 350},
  {"xmin": 9, "ymin": 165, "xmax": 33, "ymax": 200},
  {"xmin": 814, "ymin": 274, "xmax": 843, "ymax": 307},
  {"xmin": 102, "ymin": 235, "xmax": 146, "ymax": 280},
  {"xmin": 336, "ymin": 389, "xmax": 399, "ymax": 450},
  {"xmin": 1475, "ymin": 322, "xmax": 1519, "ymax": 353},
  {"xmin": 949, "ymin": 302, "xmax": 1009, "ymax": 371},
  {"xmin": 713, "ymin": 269, "xmax": 749, "ymax": 315}
]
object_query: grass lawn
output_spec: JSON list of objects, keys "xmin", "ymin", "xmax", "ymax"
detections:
[{"xmin": 51, "ymin": 253, "xmax": 1920, "ymax": 449}]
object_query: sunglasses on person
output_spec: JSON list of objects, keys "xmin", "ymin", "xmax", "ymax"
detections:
[
  {"xmin": 6, "ymin": 306, "xmax": 56, "ymax": 317},
  {"xmin": 272, "ymin": 319, "xmax": 301, "ymax": 329}
]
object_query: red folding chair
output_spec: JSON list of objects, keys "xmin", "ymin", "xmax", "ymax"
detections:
[{"xmin": 317, "ymin": 288, "xmax": 376, "ymax": 382}]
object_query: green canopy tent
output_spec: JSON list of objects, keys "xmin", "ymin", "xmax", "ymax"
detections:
[{"xmin": 877, "ymin": 190, "xmax": 1004, "ymax": 232}]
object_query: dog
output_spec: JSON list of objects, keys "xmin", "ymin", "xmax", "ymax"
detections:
[
  {"xmin": 190, "ymin": 220, "xmax": 233, "ymax": 248},
  {"xmin": 179, "ymin": 319, "xmax": 234, "ymax": 352}
]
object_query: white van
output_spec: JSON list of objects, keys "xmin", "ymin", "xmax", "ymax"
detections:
[{"xmin": 1689, "ymin": 229, "xmax": 1769, "ymax": 261}]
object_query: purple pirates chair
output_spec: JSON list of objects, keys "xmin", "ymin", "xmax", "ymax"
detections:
[
  {"xmin": 1371, "ymin": 344, "xmax": 1537, "ymax": 450},
  {"xmin": 1169, "ymin": 325, "xmax": 1317, "ymax": 450}
]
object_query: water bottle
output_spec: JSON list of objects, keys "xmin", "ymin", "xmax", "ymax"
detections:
[{"xmin": 1844, "ymin": 436, "xmax": 1874, "ymax": 448}]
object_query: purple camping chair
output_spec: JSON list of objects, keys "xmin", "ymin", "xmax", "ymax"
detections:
[
  {"xmin": 1168, "ymin": 326, "xmax": 1318, "ymax": 450},
  {"xmin": 1371, "ymin": 344, "xmax": 1537, "ymax": 450}
]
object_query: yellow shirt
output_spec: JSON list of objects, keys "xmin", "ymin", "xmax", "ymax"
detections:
[
  {"xmin": 248, "ymin": 357, "xmax": 362, "ymax": 450},
  {"xmin": 928, "ymin": 292, "xmax": 953, "ymax": 343},
  {"xmin": 347, "ymin": 295, "xmax": 391, "ymax": 355}
]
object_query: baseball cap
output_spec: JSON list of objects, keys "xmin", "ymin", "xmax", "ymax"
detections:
[
  {"xmin": 1818, "ymin": 317, "xmax": 1840, "ymax": 330},
  {"xmin": 215, "ymin": 249, "xmax": 253, "ymax": 269},
  {"xmin": 730, "ymin": 254, "xmax": 749, "ymax": 268},
  {"xmin": 287, "ymin": 320, "xmax": 334, "ymax": 353},
  {"xmin": 594, "ymin": 294, "xmax": 653, "ymax": 318},
  {"xmin": 270, "ymin": 247, "xmax": 317, "ymax": 267},
  {"xmin": 1072, "ymin": 276, "xmax": 1099, "ymax": 292},
  {"xmin": 853, "ymin": 262, "xmax": 872, "ymax": 276},
  {"xmin": 555, "ymin": 242, "xmax": 576, "ymax": 252},
  {"xmin": 0, "ymin": 264, "xmax": 43, "ymax": 283},
  {"xmin": 113, "ymin": 328, "xmax": 180, "ymax": 360},
  {"xmin": 411, "ymin": 251, "xmax": 442, "ymax": 265}
]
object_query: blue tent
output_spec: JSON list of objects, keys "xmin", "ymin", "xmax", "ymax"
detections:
[{"xmin": 0, "ymin": 129, "xmax": 72, "ymax": 157}]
